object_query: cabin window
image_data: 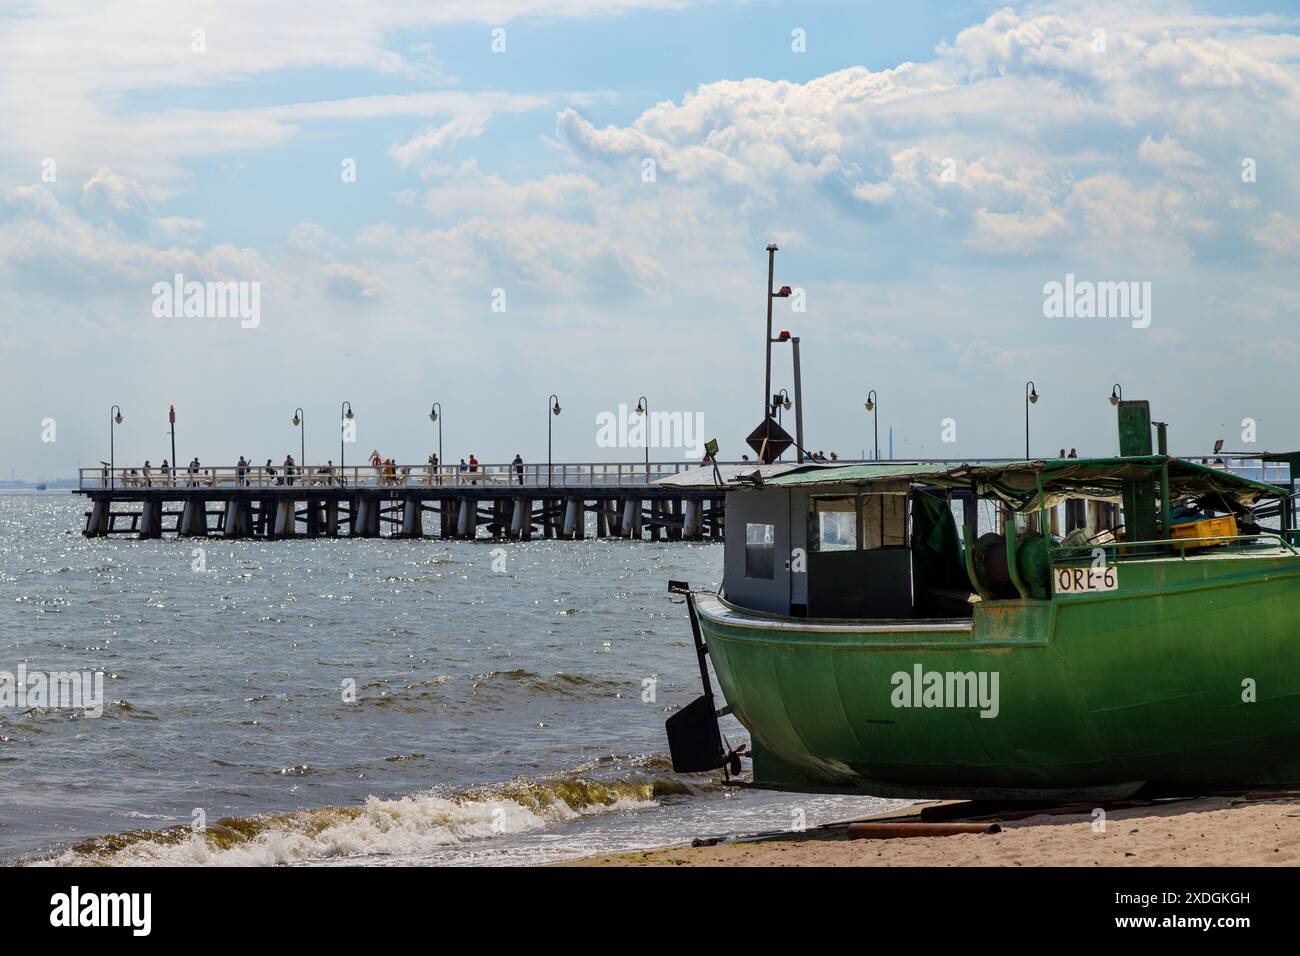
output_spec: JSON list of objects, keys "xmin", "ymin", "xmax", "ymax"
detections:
[
  {"xmin": 745, "ymin": 522, "xmax": 776, "ymax": 579},
  {"xmin": 861, "ymin": 493, "xmax": 907, "ymax": 549},
  {"xmin": 809, "ymin": 497, "xmax": 857, "ymax": 552}
]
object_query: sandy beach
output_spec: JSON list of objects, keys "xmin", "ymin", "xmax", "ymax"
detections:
[{"xmin": 567, "ymin": 794, "xmax": 1300, "ymax": 866}]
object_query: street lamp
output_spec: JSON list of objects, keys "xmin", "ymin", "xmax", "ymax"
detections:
[
  {"xmin": 110, "ymin": 405, "xmax": 123, "ymax": 488},
  {"xmin": 764, "ymin": 242, "xmax": 793, "ymax": 418},
  {"xmin": 1025, "ymin": 381, "xmax": 1039, "ymax": 459},
  {"xmin": 635, "ymin": 396, "xmax": 649, "ymax": 483},
  {"xmin": 340, "ymin": 401, "xmax": 353, "ymax": 484},
  {"xmin": 292, "ymin": 408, "xmax": 305, "ymax": 466},
  {"xmin": 1109, "ymin": 384, "xmax": 1123, "ymax": 406},
  {"xmin": 429, "ymin": 402, "xmax": 442, "ymax": 474},
  {"xmin": 548, "ymin": 394, "xmax": 561, "ymax": 487},
  {"xmin": 864, "ymin": 390, "xmax": 879, "ymax": 460}
]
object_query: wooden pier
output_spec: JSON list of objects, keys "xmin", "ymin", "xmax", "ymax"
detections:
[{"xmin": 75, "ymin": 462, "xmax": 725, "ymax": 541}]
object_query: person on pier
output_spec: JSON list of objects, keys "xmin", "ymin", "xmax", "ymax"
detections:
[
  {"xmin": 513, "ymin": 454, "xmax": 524, "ymax": 485},
  {"xmin": 427, "ymin": 453, "xmax": 439, "ymax": 486},
  {"xmin": 265, "ymin": 459, "xmax": 278, "ymax": 485},
  {"xmin": 160, "ymin": 459, "xmax": 171, "ymax": 487},
  {"xmin": 237, "ymin": 456, "xmax": 248, "ymax": 487},
  {"xmin": 284, "ymin": 454, "xmax": 295, "ymax": 487},
  {"xmin": 143, "ymin": 460, "xmax": 152, "ymax": 486}
]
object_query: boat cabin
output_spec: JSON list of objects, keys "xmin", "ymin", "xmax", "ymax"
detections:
[
  {"xmin": 723, "ymin": 466, "xmax": 976, "ymax": 619},
  {"xmin": 661, "ymin": 450, "xmax": 1290, "ymax": 622}
]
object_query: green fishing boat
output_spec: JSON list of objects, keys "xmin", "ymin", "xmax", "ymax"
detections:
[{"xmin": 664, "ymin": 403, "xmax": 1300, "ymax": 800}]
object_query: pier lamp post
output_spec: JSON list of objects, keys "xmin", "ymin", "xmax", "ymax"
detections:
[
  {"xmin": 1025, "ymin": 381, "xmax": 1039, "ymax": 460},
  {"xmin": 429, "ymin": 403, "xmax": 442, "ymax": 477},
  {"xmin": 110, "ymin": 405, "xmax": 123, "ymax": 488},
  {"xmin": 292, "ymin": 408, "xmax": 305, "ymax": 466},
  {"xmin": 864, "ymin": 390, "xmax": 879, "ymax": 461},
  {"xmin": 635, "ymin": 396, "xmax": 649, "ymax": 483},
  {"xmin": 1109, "ymin": 384, "xmax": 1123, "ymax": 406},
  {"xmin": 340, "ymin": 401, "xmax": 353, "ymax": 485},
  {"xmin": 764, "ymin": 243, "xmax": 793, "ymax": 418},
  {"xmin": 548, "ymin": 395, "xmax": 561, "ymax": 487}
]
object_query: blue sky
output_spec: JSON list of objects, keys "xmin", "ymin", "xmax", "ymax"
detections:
[{"xmin": 2, "ymin": 0, "xmax": 1299, "ymax": 478}]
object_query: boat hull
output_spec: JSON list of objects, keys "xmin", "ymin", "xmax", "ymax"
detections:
[{"xmin": 697, "ymin": 551, "xmax": 1300, "ymax": 799}]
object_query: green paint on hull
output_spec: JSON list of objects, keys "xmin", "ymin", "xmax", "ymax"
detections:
[{"xmin": 699, "ymin": 550, "xmax": 1300, "ymax": 799}]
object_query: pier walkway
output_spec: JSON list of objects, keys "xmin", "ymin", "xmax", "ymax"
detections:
[{"xmin": 75, "ymin": 462, "xmax": 725, "ymax": 541}]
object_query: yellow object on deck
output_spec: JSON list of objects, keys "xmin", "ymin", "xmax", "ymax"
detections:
[{"xmin": 1169, "ymin": 514, "xmax": 1239, "ymax": 547}]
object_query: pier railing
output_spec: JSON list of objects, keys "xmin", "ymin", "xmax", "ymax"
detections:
[{"xmin": 78, "ymin": 461, "xmax": 711, "ymax": 491}]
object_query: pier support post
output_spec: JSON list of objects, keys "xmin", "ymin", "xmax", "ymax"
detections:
[
  {"xmin": 401, "ymin": 498, "xmax": 423, "ymax": 538},
  {"xmin": 326, "ymin": 500, "xmax": 340, "ymax": 537},
  {"xmin": 139, "ymin": 498, "xmax": 163, "ymax": 539},
  {"xmin": 305, "ymin": 500, "xmax": 326, "ymax": 537},
  {"xmin": 274, "ymin": 500, "xmax": 297, "ymax": 537},
  {"xmin": 223, "ymin": 499, "xmax": 252, "ymax": 538},
  {"xmin": 87, "ymin": 499, "xmax": 111, "ymax": 537},
  {"xmin": 683, "ymin": 499, "xmax": 702, "ymax": 540},
  {"xmin": 563, "ymin": 499, "xmax": 579, "ymax": 538},
  {"xmin": 621, "ymin": 498, "xmax": 638, "ymax": 539},
  {"xmin": 457, "ymin": 499, "xmax": 475, "ymax": 538},
  {"xmin": 179, "ymin": 499, "xmax": 208, "ymax": 537}
]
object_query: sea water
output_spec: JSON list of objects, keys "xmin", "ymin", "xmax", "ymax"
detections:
[{"xmin": 0, "ymin": 492, "xmax": 905, "ymax": 866}]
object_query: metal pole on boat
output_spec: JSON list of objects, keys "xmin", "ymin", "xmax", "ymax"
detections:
[
  {"xmin": 792, "ymin": 337, "xmax": 805, "ymax": 464},
  {"xmin": 765, "ymin": 244, "xmax": 776, "ymax": 417},
  {"xmin": 1156, "ymin": 421, "xmax": 1171, "ymax": 540},
  {"xmin": 764, "ymin": 243, "xmax": 792, "ymax": 420}
]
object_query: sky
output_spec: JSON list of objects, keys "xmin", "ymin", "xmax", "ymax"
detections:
[{"xmin": 2, "ymin": 0, "xmax": 1298, "ymax": 479}]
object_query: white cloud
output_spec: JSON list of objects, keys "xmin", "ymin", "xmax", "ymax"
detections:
[
  {"xmin": 552, "ymin": 4, "xmax": 1300, "ymax": 265},
  {"xmin": 390, "ymin": 116, "xmax": 491, "ymax": 167},
  {"xmin": 1137, "ymin": 133, "xmax": 1205, "ymax": 168},
  {"xmin": 325, "ymin": 263, "xmax": 385, "ymax": 301}
]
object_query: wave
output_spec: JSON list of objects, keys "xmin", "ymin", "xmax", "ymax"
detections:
[{"xmin": 28, "ymin": 768, "xmax": 705, "ymax": 867}]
